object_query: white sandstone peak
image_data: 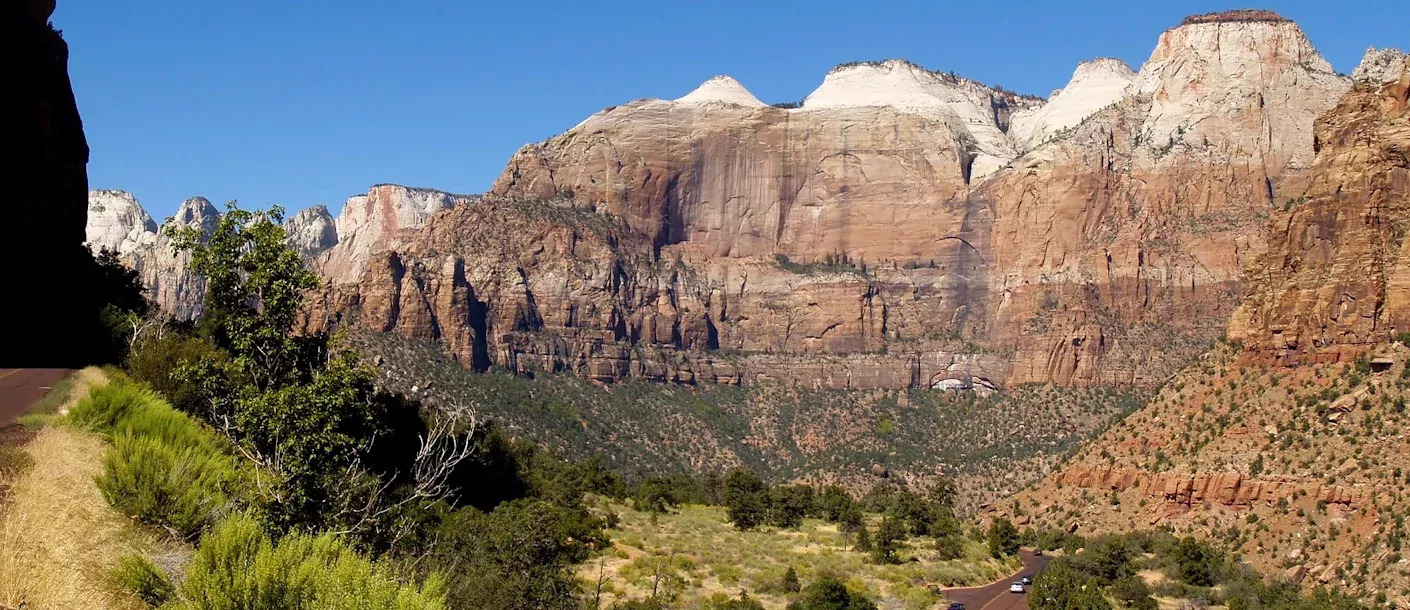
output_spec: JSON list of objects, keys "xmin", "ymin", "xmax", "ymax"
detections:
[
  {"xmin": 1009, "ymin": 58, "xmax": 1135, "ymax": 151},
  {"xmin": 802, "ymin": 59, "xmax": 1039, "ymax": 180},
  {"xmin": 168, "ymin": 196, "xmax": 220, "ymax": 235},
  {"xmin": 1353, "ymin": 47, "xmax": 1409, "ymax": 85},
  {"xmin": 87, "ymin": 189, "xmax": 158, "ymax": 255},
  {"xmin": 1129, "ymin": 16, "xmax": 1348, "ymax": 161},
  {"xmin": 674, "ymin": 75, "xmax": 765, "ymax": 107}
]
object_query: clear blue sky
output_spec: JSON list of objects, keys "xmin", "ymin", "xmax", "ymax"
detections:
[{"xmin": 58, "ymin": 0, "xmax": 1408, "ymax": 221}]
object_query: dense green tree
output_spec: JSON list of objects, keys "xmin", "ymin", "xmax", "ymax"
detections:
[
  {"xmin": 987, "ymin": 517, "xmax": 1020, "ymax": 558},
  {"xmin": 782, "ymin": 566, "xmax": 801, "ymax": 593},
  {"xmin": 1175, "ymin": 535, "xmax": 1221, "ymax": 587},
  {"xmin": 786, "ymin": 576, "xmax": 877, "ymax": 610},
  {"xmin": 932, "ymin": 511, "xmax": 966, "ymax": 560},
  {"xmin": 869, "ymin": 515, "xmax": 906, "ymax": 564},
  {"xmin": 1110, "ymin": 576, "xmax": 1157, "ymax": 610},
  {"xmin": 766, "ymin": 485, "xmax": 813, "ymax": 529},
  {"xmin": 427, "ymin": 498, "xmax": 606, "ymax": 610},
  {"xmin": 634, "ymin": 476, "xmax": 676, "ymax": 515},
  {"xmin": 816, "ymin": 485, "xmax": 854, "ymax": 521},
  {"xmin": 1085, "ymin": 535, "xmax": 1135, "ymax": 583},
  {"xmin": 724, "ymin": 468, "xmax": 768, "ymax": 530},
  {"xmin": 1029, "ymin": 558, "xmax": 1113, "ymax": 610}
]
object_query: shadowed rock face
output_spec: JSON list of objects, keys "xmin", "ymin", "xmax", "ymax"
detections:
[{"xmin": 1, "ymin": 0, "xmax": 97, "ymax": 366}]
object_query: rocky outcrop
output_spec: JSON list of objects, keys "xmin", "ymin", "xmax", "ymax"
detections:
[
  {"xmin": 487, "ymin": 13, "xmax": 1349, "ymax": 387},
  {"xmin": 87, "ymin": 192, "xmax": 220, "ymax": 319},
  {"xmin": 1054, "ymin": 466, "xmax": 1370, "ymax": 508},
  {"xmin": 981, "ymin": 15, "xmax": 1349, "ymax": 385},
  {"xmin": 2, "ymin": 0, "xmax": 96, "ymax": 366},
  {"xmin": 86, "ymin": 189, "xmax": 157, "ymax": 254},
  {"xmin": 303, "ymin": 197, "xmax": 1010, "ymax": 389},
  {"xmin": 286, "ymin": 204, "xmax": 337, "ymax": 262},
  {"xmin": 317, "ymin": 184, "xmax": 479, "ymax": 283},
  {"xmin": 88, "ymin": 184, "xmax": 474, "ymax": 319},
  {"xmin": 1009, "ymin": 58, "xmax": 1134, "ymax": 151},
  {"xmin": 1228, "ymin": 51, "xmax": 1410, "ymax": 359}
]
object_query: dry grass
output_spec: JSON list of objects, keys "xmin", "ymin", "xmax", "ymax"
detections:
[
  {"xmin": 581, "ymin": 499, "xmax": 1020, "ymax": 610},
  {"xmin": 0, "ymin": 369, "xmax": 165, "ymax": 610}
]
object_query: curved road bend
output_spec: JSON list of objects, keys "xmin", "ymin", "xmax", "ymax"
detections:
[
  {"xmin": 945, "ymin": 549, "xmax": 1052, "ymax": 610},
  {"xmin": 0, "ymin": 368, "xmax": 71, "ymax": 428}
]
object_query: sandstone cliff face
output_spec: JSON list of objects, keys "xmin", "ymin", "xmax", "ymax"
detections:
[
  {"xmin": 286, "ymin": 204, "xmax": 337, "ymax": 262},
  {"xmin": 1228, "ymin": 50, "xmax": 1410, "ymax": 359},
  {"xmin": 317, "ymin": 184, "xmax": 480, "ymax": 283},
  {"xmin": 983, "ymin": 17, "xmax": 1349, "ymax": 385},
  {"xmin": 87, "ymin": 192, "xmax": 220, "ymax": 319},
  {"xmin": 305, "ymin": 198, "xmax": 1010, "ymax": 389},
  {"xmin": 483, "ymin": 13, "xmax": 1348, "ymax": 387},
  {"xmin": 88, "ymin": 184, "xmax": 473, "ymax": 319}
]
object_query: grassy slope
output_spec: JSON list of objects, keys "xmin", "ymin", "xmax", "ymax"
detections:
[
  {"xmin": 582, "ymin": 499, "xmax": 1020, "ymax": 609},
  {"xmin": 0, "ymin": 368, "xmax": 167, "ymax": 610},
  {"xmin": 354, "ymin": 331, "xmax": 1147, "ymax": 512}
]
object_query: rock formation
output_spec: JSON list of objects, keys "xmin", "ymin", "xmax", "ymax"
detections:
[
  {"xmin": 317, "ymin": 184, "xmax": 479, "ymax": 283},
  {"xmin": 88, "ymin": 184, "xmax": 477, "ymax": 319},
  {"xmin": 2, "ymin": 0, "xmax": 96, "ymax": 366},
  {"xmin": 1008, "ymin": 58, "xmax": 1135, "ymax": 151},
  {"xmin": 286, "ymin": 204, "xmax": 338, "ymax": 262},
  {"xmin": 481, "ymin": 11, "xmax": 1349, "ymax": 387},
  {"xmin": 1228, "ymin": 49, "xmax": 1410, "ymax": 359}
]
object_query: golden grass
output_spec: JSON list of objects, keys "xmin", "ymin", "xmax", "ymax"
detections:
[
  {"xmin": 581, "ymin": 499, "xmax": 1021, "ymax": 610},
  {"xmin": 0, "ymin": 370, "xmax": 163, "ymax": 610}
]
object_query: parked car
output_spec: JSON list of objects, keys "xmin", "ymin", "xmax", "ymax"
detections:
[
  {"xmin": 1020, "ymin": 576, "xmax": 1033, "ymax": 586},
  {"xmin": 1034, "ymin": 549, "xmax": 1044, "ymax": 556},
  {"xmin": 948, "ymin": 603, "xmax": 966, "ymax": 610},
  {"xmin": 1010, "ymin": 582, "xmax": 1026, "ymax": 594}
]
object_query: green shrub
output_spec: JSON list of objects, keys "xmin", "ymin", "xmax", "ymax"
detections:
[
  {"xmin": 68, "ymin": 382, "xmax": 158, "ymax": 433},
  {"xmin": 72, "ymin": 382, "xmax": 249, "ymax": 538},
  {"xmin": 787, "ymin": 575, "xmax": 876, "ymax": 610},
  {"xmin": 168, "ymin": 514, "xmax": 445, "ymax": 610},
  {"xmin": 126, "ymin": 333, "xmax": 227, "ymax": 415},
  {"xmin": 97, "ymin": 432, "xmax": 246, "ymax": 539},
  {"xmin": 112, "ymin": 553, "xmax": 175, "ymax": 607}
]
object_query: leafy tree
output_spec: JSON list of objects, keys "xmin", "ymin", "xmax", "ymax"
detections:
[
  {"xmin": 816, "ymin": 485, "xmax": 854, "ymax": 521},
  {"xmin": 1110, "ymin": 576, "xmax": 1157, "ymax": 610},
  {"xmin": 932, "ymin": 511, "xmax": 965, "ymax": 560},
  {"xmin": 634, "ymin": 476, "xmax": 676, "ymax": 515},
  {"xmin": 928, "ymin": 476, "xmax": 957, "ymax": 511},
  {"xmin": 782, "ymin": 566, "xmax": 801, "ymax": 593},
  {"xmin": 766, "ymin": 485, "xmax": 812, "ymax": 529},
  {"xmin": 987, "ymin": 517, "xmax": 1020, "ymax": 558},
  {"xmin": 869, "ymin": 515, "xmax": 906, "ymax": 564},
  {"xmin": 169, "ymin": 203, "xmax": 468, "ymax": 538},
  {"xmin": 786, "ymin": 576, "xmax": 877, "ymax": 610},
  {"xmin": 1174, "ymin": 536, "xmax": 1221, "ymax": 587},
  {"xmin": 427, "ymin": 498, "xmax": 605, "ymax": 610},
  {"xmin": 724, "ymin": 468, "xmax": 767, "ymax": 530},
  {"xmin": 171, "ymin": 204, "xmax": 322, "ymax": 394},
  {"xmin": 1029, "ymin": 558, "xmax": 1113, "ymax": 610},
  {"xmin": 1086, "ymin": 534, "xmax": 1135, "ymax": 583}
]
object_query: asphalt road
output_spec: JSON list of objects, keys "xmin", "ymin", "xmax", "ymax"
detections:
[
  {"xmin": 944, "ymin": 549, "xmax": 1052, "ymax": 610},
  {"xmin": 0, "ymin": 368, "xmax": 71, "ymax": 427}
]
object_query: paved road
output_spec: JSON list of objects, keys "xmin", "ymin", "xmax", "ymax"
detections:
[
  {"xmin": 0, "ymin": 368, "xmax": 71, "ymax": 427},
  {"xmin": 945, "ymin": 549, "xmax": 1052, "ymax": 610}
]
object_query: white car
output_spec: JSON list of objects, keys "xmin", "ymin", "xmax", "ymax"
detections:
[{"xmin": 1009, "ymin": 582, "xmax": 1026, "ymax": 594}]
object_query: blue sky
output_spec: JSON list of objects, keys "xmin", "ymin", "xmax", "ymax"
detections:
[{"xmin": 59, "ymin": 1, "xmax": 1409, "ymax": 221}]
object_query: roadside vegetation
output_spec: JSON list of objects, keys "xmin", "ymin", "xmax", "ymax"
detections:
[{"xmin": 1024, "ymin": 529, "xmax": 1372, "ymax": 610}]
